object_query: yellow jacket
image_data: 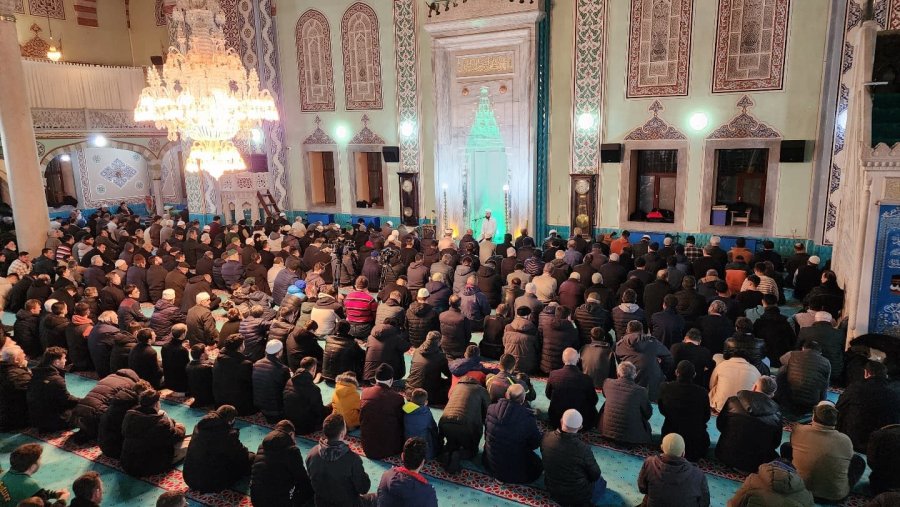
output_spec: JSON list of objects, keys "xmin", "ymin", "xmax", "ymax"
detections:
[{"xmin": 331, "ymin": 375, "xmax": 361, "ymax": 429}]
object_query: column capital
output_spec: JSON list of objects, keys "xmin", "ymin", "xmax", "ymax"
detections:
[{"xmin": 0, "ymin": 0, "xmax": 17, "ymax": 21}]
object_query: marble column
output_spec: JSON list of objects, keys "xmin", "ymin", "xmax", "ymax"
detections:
[{"xmin": 0, "ymin": 1, "xmax": 50, "ymax": 253}]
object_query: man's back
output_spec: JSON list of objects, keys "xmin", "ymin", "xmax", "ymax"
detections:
[
  {"xmin": 377, "ymin": 467, "xmax": 438, "ymax": 507},
  {"xmin": 790, "ymin": 423, "xmax": 854, "ymax": 501},
  {"xmin": 541, "ymin": 430, "xmax": 602, "ymax": 506},
  {"xmin": 306, "ymin": 439, "xmax": 371, "ymax": 507},
  {"xmin": 360, "ymin": 385, "xmax": 405, "ymax": 459}
]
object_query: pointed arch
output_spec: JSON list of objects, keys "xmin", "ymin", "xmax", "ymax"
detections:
[
  {"xmin": 296, "ymin": 9, "xmax": 335, "ymax": 111},
  {"xmin": 341, "ymin": 2, "xmax": 383, "ymax": 110}
]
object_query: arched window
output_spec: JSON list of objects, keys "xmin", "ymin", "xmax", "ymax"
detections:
[
  {"xmin": 340, "ymin": 2, "xmax": 382, "ymax": 110},
  {"xmin": 296, "ymin": 10, "xmax": 335, "ymax": 111}
]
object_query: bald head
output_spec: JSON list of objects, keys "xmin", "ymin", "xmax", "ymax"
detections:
[{"xmin": 506, "ymin": 383, "xmax": 526, "ymax": 403}]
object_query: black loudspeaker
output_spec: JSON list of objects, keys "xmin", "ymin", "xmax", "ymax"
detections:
[
  {"xmin": 248, "ymin": 154, "xmax": 268, "ymax": 172},
  {"xmin": 398, "ymin": 172, "xmax": 419, "ymax": 226},
  {"xmin": 780, "ymin": 140, "xmax": 810, "ymax": 163},
  {"xmin": 150, "ymin": 55, "xmax": 164, "ymax": 66},
  {"xmin": 600, "ymin": 143, "xmax": 623, "ymax": 163},
  {"xmin": 382, "ymin": 146, "xmax": 400, "ymax": 163}
]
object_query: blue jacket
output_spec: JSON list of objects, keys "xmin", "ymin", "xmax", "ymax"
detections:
[
  {"xmin": 376, "ymin": 467, "xmax": 438, "ymax": 507},
  {"xmin": 483, "ymin": 398, "xmax": 543, "ymax": 484},
  {"xmin": 402, "ymin": 402, "xmax": 440, "ymax": 460},
  {"xmin": 460, "ymin": 285, "xmax": 491, "ymax": 321}
]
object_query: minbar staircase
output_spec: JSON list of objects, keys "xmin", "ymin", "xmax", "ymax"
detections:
[{"xmin": 257, "ymin": 190, "xmax": 281, "ymax": 219}]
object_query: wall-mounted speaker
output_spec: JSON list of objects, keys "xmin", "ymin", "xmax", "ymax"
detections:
[
  {"xmin": 600, "ymin": 143, "xmax": 623, "ymax": 163},
  {"xmin": 398, "ymin": 172, "xmax": 419, "ymax": 226},
  {"xmin": 382, "ymin": 146, "xmax": 400, "ymax": 163},
  {"xmin": 780, "ymin": 140, "xmax": 810, "ymax": 163}
]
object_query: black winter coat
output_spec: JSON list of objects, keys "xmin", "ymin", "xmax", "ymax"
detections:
[
  {"xmin": 753, "ymin": 307, "xmax": 796, "ymax": 367},
  {"xmin": 252, "ymin": 355, "xmax": 291, "ymax": 420},
  {"xmin": 723, "ymin": 333, "xmax": 769, "ymax": 375},
  {"xmin": 363, "ymin": 324, "xmax": 410, "ymax": 382},
  {"xmin": 321, "ymin": 333, "xmax": 365, "ymax": 381},
  {"xmin": 599, "ymin": 377, "xmax": 653, "ymax": 444},
  {"xmin": 611, "ymin": 304, "xmax": 646, "ymax": 341},
  {"xmin": 186, "ymin": 359, "xmax": 215, "ymax": 407},
  {"xmin": 87, "ymin": 322, "xmax": 124, "ymax": 379},
  {"xmin": 27, "ymin": 365, "xmax": 78, "ymax": 432},
  {"xmin": 213, "ymin": 349, "xmax": 255, "ymax": 415},
  {"xmin": 541, "ymin": 430, "xmax": 603, "ymax": 507},
  {"xmin": 658, "ymin": 380, "xmax": 711, "ymax": 461},
  {"xmin": 405, "ymin": 302, "xmax": 439, "ymax": 348},
  {"xmin": 540, "ymin": 319, "xmax": 580, "ymax": 374},
  {"xmin": 181, "ymin": 275, "xmax": 215, "ymax": 313},
  {"xmin": 483, "ymin": 398, "xmax": 543, "ymax": 484},
  {"xmin": 836, "ymin": 377, "xmax": 900, "ymax": 452},
  {"xmin": 39, "ymin": 313, "xmax": 69, "ymax": 350},
  {"xmin": 615, "ymin": 332, "xmax": 674, "ymax": 402},
  {"xmin": 183, "ymin": 411, "xmax": 253, "ymax": 493},
  {"xmin": 580, "ymin": 340, "xmax": 616, "ymax": 388},
  {"xmin": 13, "ymin": 310, "xmax": 41, "ymax": 359},
  {"xmin": 360, "ymin": 384, "xmax": 405, "ymax": 459},
  {"xmin": 305, "ymin": 439, "xmax": 371, "ymax": 507},
  {"xmin": 798, "ymin": 322, "xmax": 846, "ymax": 382},
  {"xmin": 283, "ymin": 368, "xmax": 328, "ymax": 434},
  {"xmin": 867, "ymin": 424, "xmax": 900, "ymax": 495},
  {"xmin": 480, "ymin": 313, "xmax": 507, "ymax": 360},
  {"xmin": 574, "ymin": 302, "xmax": 612, "ymax": 345},
  {"xmin": 476, "ymin": 265, "xmax": 502, "ymax": 307},
  {"xmin": 121, "ymin": 406, "xmax": 185, "ymax": 476},
  {"xmin": 128, "ymin": 343, "xmax": 162, "ymax": 388},
  {"xmin": 715, "ymin": 390, "xmax": 782, "ymax": 472},
  {"xmin": 161, "ymin": 340, "xmax": 190, "ymax": 392},
  {"xmin": 97, "ymin": 387, "xmax": 138, "ymax": 458},
  {"xmin": 406, "ymin": 339, "xmax": 451, "ymax": 406},
  {"xmin": 146, "ymin": 265, "xmax": 168, "ymax": 301},
  {"xmin": 74, "ymin": 369, "xmax": 140, "ymax": 441},
  {"xmin": 65, "ymin": 322, "xmax": 94, "ymax": 372},
  {"xmin": 439, "ymin": 308, "xmax": 471, "ymax": 359},
  {"xmin": 696, "ymin": 313, "xmax": 733, "ymax": 355},
  {"xmin": 250, "ymin": 428, "xmax": 313, "ymax": 507},
  {"xmin": 777, "ymin": 349, "xmax": 831, "ymax": 412},
  {"xmin": 424, "ymin": 281, "xmax": 451, "ymax": 313},
  {"xmin": 642, "ymin": 280, "xmax": 672, "ymax": 319},
  {"xmin": 0, "ymin": 363, "xmax": 31, "ymax": 431},
  {"xmin": 149, "ymin": 299, "xmax": 185, "ymax": 339},
  {"xmin": 546, "ymin": 365, "xmax": 599, "ymax": 430}
]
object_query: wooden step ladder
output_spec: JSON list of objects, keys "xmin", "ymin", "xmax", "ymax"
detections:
[{"xmin": 257, "ymin": 190, "xmax": 281, "ymax": 219}]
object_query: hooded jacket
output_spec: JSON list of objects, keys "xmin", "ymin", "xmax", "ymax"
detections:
[
  {"xmin": 612, "ymin": 303, "xmax": 646, "ymax": 341},
  {"xmin": 638, "ymin": 454, "xmax": 710, "ymax": 506},
  {"xmin": 26, "ymin": 364, "xmax": 79, "ymax": 432},
  {"xmin": 483, "ymin": 398, "xmax": 544, "ymax": 484},
  {"xmin": 120, "ymin": 405, "xmax": 185, "ymax": 476},
  {"xmin": 439, "ymin": 376, "xmax": 490, "ymax": 436},
  {"xmin": 363, "ymin": 323, "xmax": 411, "ymax": 382},
  {"xmin": 406, "ymin": 260, "xmax": 430, "ymax": 293},
  {"xmin": 305, "ymin": 438, "xmax": 371, "ymax": 507},
  {"xmin": 183, "ymin": 411, "xmax": 253, "ymax": 493},
  {"xmin": 376, "ymin": 467, "xmax": 438, "ymax": 507},
  {"xmin": 615, "ymin": 332, "xmax": 674, "ymax": 402},
  {"xmin": 311, "ymin": 293, "xmax": 344, "ymax": 336},
  {"xmin": 283, "ymin": 368, "xmax": 328, "ymax": 434},
  {"xmin": 716, "ymin": 390, "xmax": 783, "ymax": 472},
  {"xmin": 580, "ymin": 339, "xmax": 617, "ymax": 388},
  {"xmin": 502, "ymin": 316, "xmax": 540, "ymax": 374},
  {"xmin": 0, "ymin": 362, "xmax": 31, "ymax": 431},
  {"xmin": 250, "ymin": 428, "xmax": 313, "ymax": 507},
  {"xmin": 460, "ymin": 285, "xmax": 491, "ymax": 323},
  {"xmin": 13, "ymin": 309, "xmax": 40, "ymax": 358},
  {"xmin": 406, "ymin": 336, "xmax": 451, "ymax": 406},
  {"xmin": 73, "ymin": 369, "xmax": 140, "ymax": 440},
  {"xmin": 97, "ymin": 386, "xmax": 138, "ymax": 458},
  {"xmin": 424, "ymin": 280, "xmax": 451, "ymax": 313},
  {"xmin": 403, "ymin": 402, "xmax": 441, "ymax": 460},
  {"xmin": 128, "ymin": 342, "xmax": 162, "ymax": 388},
  {"xmin": 574, "ymin": 301, "xmax": 612, "ymax": 345},
  {"xmin": 331, "ymin": 374, "xmax": 361, "ymax": 428},
  {"xmin": 726, "ymin": 461, "xmax": 814, "ymax": 507}
]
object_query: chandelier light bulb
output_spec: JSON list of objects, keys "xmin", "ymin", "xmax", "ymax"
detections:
[
  {"xmin": 442, "ymin": 183, "xmax": 448, "ymax": 190},
  {"xmin": 92, "ymin": 135, "xmax": 108, "ymax": 147},
  {"xmin": 502, "ymin": 184, "xmax": 510, "ymax": 192},
  {"xmin": 251, "ymin": 128, "xmax": 263, "ymax": 143},
  {"xmin": 689, "ymin": 112, "xmax": 709, "ymax": 131},
  {"xmin": 577, "ymin": 112, "xmax": 595, "ymax": 131},
  {"xmin": 59, "ymin": 154, "xmax": 71, "ymax": 162},
  {"xmin": 400, "ymin": 120, "xmax": 415, "ymax": 138},
  {"xmin": 46, "ymin": 41, "xmax": 61, "ymax": 62}
]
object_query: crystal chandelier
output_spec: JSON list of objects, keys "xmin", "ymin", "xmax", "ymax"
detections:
[{"xmin": 134, "ymin": 0, "xmax": 278, "ymax": 178}]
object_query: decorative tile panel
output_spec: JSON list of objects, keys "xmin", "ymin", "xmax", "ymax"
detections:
[
  {"xmin": 341, "ymin": 2, "xmax": 383, "ymax": 110},
  {"xmin": 625, "ymin": 101, "xmax": 686, "ymax": 140},
  {"xmin": 394, "ymin": 0, "xmax": 420, "ymax": 173},
  {"xmin": 707, "ymin": 95, "xmax": 781, "ymax": 139},
  {"xmin": 571, "ymin": 0, "xmax": 607, "ymax": 174},
  {"xmin": 711, "ymin": 0, "xmax": 790, "ymax": 93},
  {"xmin": 296, "ymin": 10, "xmax": 335, "ymax": 112},
  {"xmin": 28, "ymin": 0, "xmax": 64, "ymax": 19},
  {"xmin": 626, "ymin": 0, "xmax": 693, "ymax": 98},
  {"xmin": 100, "ymin": 159, "xmax": 137, "ymax": 188},
  {"xmin": 155, "ymin": 0, "xmax": 166, "ymax": 26},
  {"xmin": 13, "ymin": 0, "xmax": 25, "ymax": 14},
  {"xmin": 303, "ymin": 116, "xmax": 336, "ymax": 145}
]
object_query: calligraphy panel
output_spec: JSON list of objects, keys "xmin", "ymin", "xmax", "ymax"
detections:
[
  {"xmin": 296, "ymin": 9, "xmax": 335, "ymax": 112},
  {"xmin": 712, "ymin": 0, "xmax": 790, "ymax": 93}
]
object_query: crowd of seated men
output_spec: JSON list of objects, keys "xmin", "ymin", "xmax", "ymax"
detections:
[{"xmin": 0, "ymin": 208, "xmax": 898, "ymax": 506}]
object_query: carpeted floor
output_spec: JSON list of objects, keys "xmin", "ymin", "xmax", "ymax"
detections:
[{"xmin": 0, "ymin": 301, "xmax": 875, "ymax": 507}]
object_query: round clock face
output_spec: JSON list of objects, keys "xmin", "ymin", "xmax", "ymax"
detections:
[
  {"xmin": 574, "ymin": 179, "xmax": 590, "ymax": 195},
  {"xmin": 401, "ymin": 180, "xmax": 413, "ymax": 193},
  {"xmin": 403, "ymin": 206, "xmax": 413, "ymax": 217}
]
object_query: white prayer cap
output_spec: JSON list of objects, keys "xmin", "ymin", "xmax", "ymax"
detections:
[
  {"xmin": 814, "ymin": 311, "xmax": 833, "ymax": 322},
  {"xmin": 44, "ymin": 299, "xmax": 59, "ymax": 312},
  {"xmin": 266, "ymin": 339, "xmax": 283, "ymax": 355},
  {"xmin": 162, "ymin": 289, "xmax": 175, "ymax": 300},
  {"xmin": 609, "ymin": 253, "xmax": 620, "ymax": 261},
  {"xmin": 525, "ymin": 282, "xmax": 537, "ymax": 294},
  {"xmin": 561, "ymin": 409, "xmax": 583, "ymax": 430},
  {"xmin": 809, "ymin": 256, "xmax": 821, "ymax": 265}
]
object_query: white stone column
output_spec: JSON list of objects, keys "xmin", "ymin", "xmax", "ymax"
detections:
[{"xmin": 0, "ymin": 1, "xmax": 50, "ymax": 253}]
